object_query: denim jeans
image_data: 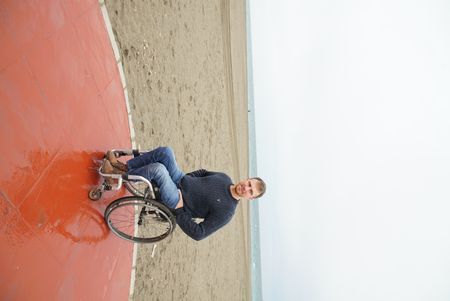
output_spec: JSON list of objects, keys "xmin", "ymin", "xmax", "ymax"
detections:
[{"xmin": 126, "ymin": 147, "xmax": 185, "ymax": 208}]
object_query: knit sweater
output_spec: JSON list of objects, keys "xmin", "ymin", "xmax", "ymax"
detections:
[{"xmin": 174, "ymin": 169, "xmax": 238, "ymax": 240}]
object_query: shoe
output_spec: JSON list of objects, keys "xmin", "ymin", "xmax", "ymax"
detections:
[
  {"xmin": 106, "ymin": 150, "xmax": 118, "ymax": 164},
  {"xmin": 101, "ymin": 160, "xmax": 113, "ymax": 173},
  {"xmin": 106, "ymin": 150, "xmax": 128, "ymax": 172},
  {"xmin": 111, "ymin": 161, "xmax": 128, "ymax": 172},
  {"xmin": 101, "ymin": 160, "xmax": 123, "ymax": 184}
]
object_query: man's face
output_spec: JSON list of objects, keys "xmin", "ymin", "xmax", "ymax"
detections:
[{"xmin": 235, "ymin": 178, "xmax": 261, "ymax": 200}]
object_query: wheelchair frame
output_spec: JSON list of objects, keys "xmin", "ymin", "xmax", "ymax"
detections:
[{"xmin": 89, "ymin": 149, "xmax": 176, "ymax": 244}]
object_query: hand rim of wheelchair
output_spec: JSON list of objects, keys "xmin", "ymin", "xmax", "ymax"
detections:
[{"xmin": 104, "ymin": 196, "xmax": 176, "ymax": 243}]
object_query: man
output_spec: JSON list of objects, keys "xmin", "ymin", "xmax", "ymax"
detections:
[{"xmin": 103, "ymin": 146, "xmax": 266, "ymax": 241}]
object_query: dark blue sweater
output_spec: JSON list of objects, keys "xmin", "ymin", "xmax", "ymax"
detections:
[{"xmin": 174, "ymin": 169, "xmax": 238, "ymax": 240}]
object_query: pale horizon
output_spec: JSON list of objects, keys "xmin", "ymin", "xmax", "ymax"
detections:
[{"xmin": 250, "ymin": 0, "xmax": 450, "ymax": 300}]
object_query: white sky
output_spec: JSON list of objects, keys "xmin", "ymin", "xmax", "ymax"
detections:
[{"xmin": 250, "ymin": 0, "xmax": 450, "ymax": 300}]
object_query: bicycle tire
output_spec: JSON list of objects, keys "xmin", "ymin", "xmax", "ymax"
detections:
[{"xmin": 104, "ymin": 196, "xmax": 176, "ymax": 243}]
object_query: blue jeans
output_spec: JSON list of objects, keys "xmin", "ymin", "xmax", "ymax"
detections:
[{"xmin": 126, "ymin": 147, "xmax": 185, "ymax": 208}]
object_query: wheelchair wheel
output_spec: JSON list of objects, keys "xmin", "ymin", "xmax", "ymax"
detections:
[
  {"xmin": 88, "ymin": 188, "xmax": 103, "ymax": 201},
  {"xmin": 104, "ymin": 196, "xmax": 176, "ymax": 243}
]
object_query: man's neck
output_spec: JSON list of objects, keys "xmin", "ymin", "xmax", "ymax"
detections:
[{"xmin": 229, "ymin": 185, "xmax": 240, "ymax": 201}]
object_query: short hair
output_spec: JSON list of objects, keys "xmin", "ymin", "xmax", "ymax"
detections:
[{"xmin": 251, "ymin": 177, "xmax": 266, "ymax": 198}]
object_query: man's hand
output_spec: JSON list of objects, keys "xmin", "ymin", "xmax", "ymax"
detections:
[{"xmin": 175, "ymin": 190, "xmax": 184, "ymax": 209}]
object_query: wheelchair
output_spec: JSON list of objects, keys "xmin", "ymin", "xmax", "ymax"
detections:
[{"xmin": 89, "ymin": 149, "xmax": 176, "ymax": 243}]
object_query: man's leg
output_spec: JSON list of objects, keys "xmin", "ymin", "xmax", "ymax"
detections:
[
  {"xmin": 127, "ymin": 147, "xmax": 184, "ymax": 184},
  {"xmin": 128, "ymin": 162, "xmax": 179, "ymax": 208}
]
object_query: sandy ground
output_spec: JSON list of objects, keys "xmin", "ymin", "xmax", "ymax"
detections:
[{"xmin": 104, "ymin": 0, "xmax": 250, "ymax": 300}]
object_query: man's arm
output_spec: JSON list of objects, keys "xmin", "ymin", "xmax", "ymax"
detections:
[
  {"xmin": 174, "ymin": 207, "xmax": 233, "ymax": 241},
  {"xmin": 185, "ymin": 169, "xmax": 217, "ymax": 177}
]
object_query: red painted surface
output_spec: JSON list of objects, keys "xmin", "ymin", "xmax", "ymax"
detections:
[{"xmin": 0, "ymin": 1, "xmax": 133, "ymax": 300}]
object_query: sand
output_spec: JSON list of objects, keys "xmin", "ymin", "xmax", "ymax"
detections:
[{"xmin": 104, "ymin": 0, "xmax": 251, "ymax": 300}]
